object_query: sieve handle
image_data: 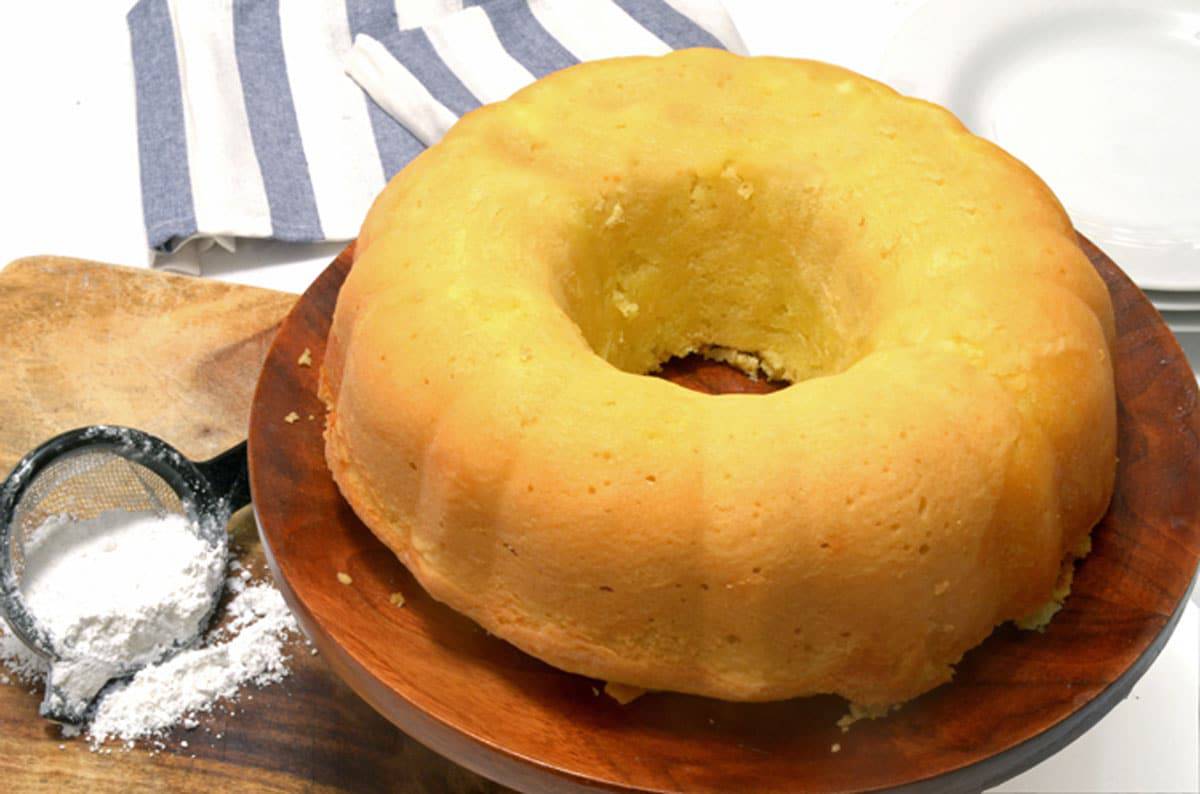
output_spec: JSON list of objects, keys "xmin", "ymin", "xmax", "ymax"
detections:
[{"xmin": 196, "ymin": 441, "xmax": 250, "ymax": 512}]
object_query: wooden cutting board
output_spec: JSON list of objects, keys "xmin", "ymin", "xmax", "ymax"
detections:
[{"xmin": 0, "ymin": 257, "xmax": 502, "ymax": 793}]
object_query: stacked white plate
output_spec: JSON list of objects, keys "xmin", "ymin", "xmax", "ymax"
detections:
[{"xmin": 881, "ymin": 0, "xmax": 1200, "ymax": 369}]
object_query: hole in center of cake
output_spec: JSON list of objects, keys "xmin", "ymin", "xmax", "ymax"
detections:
[{"xmin": 560, "ymin": 163, "xmax": 873, "ymax": 388}]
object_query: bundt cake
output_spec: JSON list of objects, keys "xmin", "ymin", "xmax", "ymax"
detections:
[{"xmin": 320, "ymin": 49, "xmax": 1116, "ymax": 706}]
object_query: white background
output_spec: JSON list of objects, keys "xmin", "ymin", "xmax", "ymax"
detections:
[{"xmin": 0, "ymin": 1, "xmax": 1196, "ymax": 791}]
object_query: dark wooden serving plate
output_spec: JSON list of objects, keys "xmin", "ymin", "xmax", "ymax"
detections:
[{"xmin": 248, "ymin": 237, "xmax": 1200, "ymax": 793}]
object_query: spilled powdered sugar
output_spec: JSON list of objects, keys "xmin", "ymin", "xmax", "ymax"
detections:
[
  {"xmin": 86, "ymin": 582, "xmax": 296, "ymax": 744},
  {"xmin": 0, "ymin": 622, "xmax": 42, "ymax": 683},
  {"xmin": 0, "ymin": 510, "xmax": 300, "ymax": 749}
]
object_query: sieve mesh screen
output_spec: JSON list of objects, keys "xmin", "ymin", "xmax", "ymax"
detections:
[{"xmin": 7, "ymin": 450, "xmax": 184, "ymax": 581}]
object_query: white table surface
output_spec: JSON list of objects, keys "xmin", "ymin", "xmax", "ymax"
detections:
[{"xmin": 0, "ymin": 2, "xmax": 1195, "ymax": 791}]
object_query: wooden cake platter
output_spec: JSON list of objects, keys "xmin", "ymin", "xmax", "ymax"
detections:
[{"xmin": 248, "ymin": 237, "xmax": 1200, "ymax": 793}]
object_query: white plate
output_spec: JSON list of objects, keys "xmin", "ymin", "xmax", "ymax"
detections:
[
  {"xmin": 882, "ymin": 0, "xmax": 1200, "ymax": 291},
  {"xmin": 1166, "ymin": 309, "xmax": 1200, "ymax": 331},
  {"xmin": 1159, "ymin": 308, "xmax": 1200, "ymax": 332},
  {"xmin": 1173, "ymin": 325, "xmax": 1200, "ymax": 365},
  {"xmin": 1145, "ymin": 290, "xmax": 1200, "ymax": 311}
]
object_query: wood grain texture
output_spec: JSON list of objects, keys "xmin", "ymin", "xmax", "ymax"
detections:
[
  {"xmin": 0, "ymin": 257, "xmax": 506, "ymax": 793},
  {"xmin": 249, "ymin": 238, "xmax": 1200, "ymax": 793},
  {"xmin": 0, "ymin": 256, "xmax": 295, "ymax": 470}
]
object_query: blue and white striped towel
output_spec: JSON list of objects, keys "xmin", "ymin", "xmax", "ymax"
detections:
[{"xmin": 127, "ymin": 0, "xmax": 745, "ymax": 259}]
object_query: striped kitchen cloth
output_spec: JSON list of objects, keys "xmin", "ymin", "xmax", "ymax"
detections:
[{"xmin": 127, "ymin": 0, "xmax": 745, "ymax": 258}]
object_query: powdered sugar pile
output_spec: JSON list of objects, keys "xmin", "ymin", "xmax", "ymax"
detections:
[
  {"xmin": 17, "ymin": 510, "xmax": 224, "ymax": 719},
  {"xmin": 0, "ymin": 509, "xmax": 301, "ymax": 749}
]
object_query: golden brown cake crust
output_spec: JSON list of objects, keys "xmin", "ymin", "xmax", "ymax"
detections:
[{"xmin": 321, "ymin": 50, "xmax": 1116, "ymax": 705}]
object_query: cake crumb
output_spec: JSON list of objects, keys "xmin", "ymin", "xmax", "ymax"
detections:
[
  {"xmin": 336, "ymin": 572, "xmax": 353, "ymax": 585},
  {"xmin": 603, "ymin": 201, "xmax": 625, "ymax": 228},
  {"xmin": 284, "ymin": 412, "xmax": 299, "ymax": 424},
  {"xmin": 934, "ymin": 580, "xmax": 950, "ymax": 595},
  {"xmin": 838, "ymin": 702, "xmax": 899, "ymax": 733},
  {"xmin": 831, "ymin": 743, "xmax": 841, "ymax": 753},
  {"xmin": 720, "ymin": 164, "xmax": 754, "ymax": 199},
  {"xmin": 591, "ymin": 686, "xmax": 600, "ymax": 697},
  {"xmin": 1015, "ymin": 552, "xmax": 1079, "ymax": 631},
  {"xmin": 297, "ymin": 348, "xmax": 313, "ymax": 367},
  {"xmin": 612, "ymin": 289, "xmax": 639, "ymax": 318},
  {"xmin": 604, "ymin": 681, "xmax": 646, "ymax": 705},
  {"xmin": 388, "ymin": 592, "xmax": 405, "ymax": 607},
  {"xmin": 307, "ymin": 414, "xmax": 315, "ymax": 421}
]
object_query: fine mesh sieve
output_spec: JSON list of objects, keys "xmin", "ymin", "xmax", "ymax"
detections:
[{"xmin": 0, "ymin": 425, "xmax": 247, "ymax": 724}]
